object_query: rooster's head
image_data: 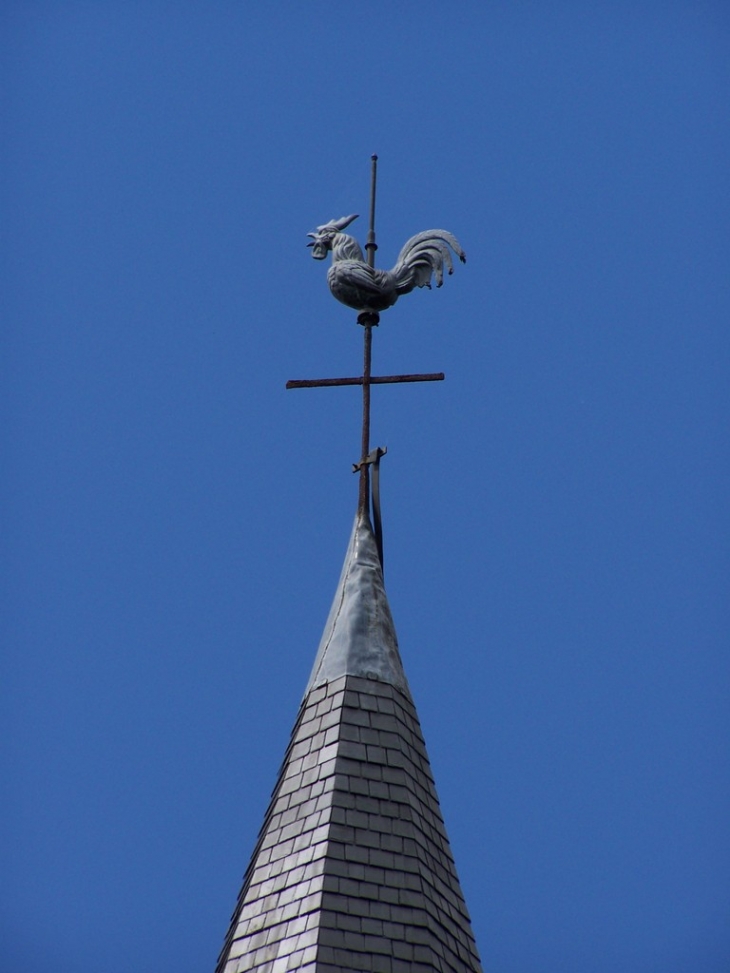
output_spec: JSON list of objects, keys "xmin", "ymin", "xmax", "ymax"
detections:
[{"xmin": 307, "ymin": 214, "xmax": 359, "ymax": 259}]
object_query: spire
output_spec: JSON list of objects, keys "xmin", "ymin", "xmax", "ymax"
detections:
[{"xmin": 215, "ymin": 513, "xmax": 482, "ymax": 973}]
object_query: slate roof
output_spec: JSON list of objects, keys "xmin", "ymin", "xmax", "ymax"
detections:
[{"xmin": 216, "ymin": 513, "xmax": 482, "ymax": 973}]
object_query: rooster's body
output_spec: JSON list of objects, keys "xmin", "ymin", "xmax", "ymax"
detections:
[{"xmin": 308, "ymin": 215, "xmax": 465, "ymax": 314}]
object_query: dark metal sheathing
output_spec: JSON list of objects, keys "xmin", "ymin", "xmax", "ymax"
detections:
[{"xmin": 306, "ymin": 514, "xmax": 407, "ymax": 696}]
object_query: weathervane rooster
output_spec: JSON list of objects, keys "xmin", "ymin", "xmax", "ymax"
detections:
[{"xmin": 307, "ymin": 213, "xmax": 466, "ymax": 315}]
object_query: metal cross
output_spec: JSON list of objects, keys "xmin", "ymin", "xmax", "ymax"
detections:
[{"xmin": 286, "ymin": 156, "xmax": 444, "ymax": 559}]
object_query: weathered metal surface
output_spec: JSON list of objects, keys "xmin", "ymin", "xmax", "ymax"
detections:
[{"xmin": 306, "ymin": 513, "xmax": 405, "ymax": 694}]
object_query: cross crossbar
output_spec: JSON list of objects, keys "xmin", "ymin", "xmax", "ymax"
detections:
[{"xmin": 286, "ymin": 372, "xmax": 444, "ymax": 389}]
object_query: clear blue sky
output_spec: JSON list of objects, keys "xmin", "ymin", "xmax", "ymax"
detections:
[{"xmin": 2, "ymin": 4, "xmax": 728, "ymax": 971}]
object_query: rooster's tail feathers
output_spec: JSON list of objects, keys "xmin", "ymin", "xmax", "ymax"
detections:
[{"xmin": 392, "ymin": 230, "xmax": 466, "ymax": 295}]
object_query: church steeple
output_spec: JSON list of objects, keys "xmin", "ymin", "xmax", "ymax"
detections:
[
  {"xmin": 215, "ymin": 159, "xmax": 478, "ymax": 973},
  {"xmin": 216, "ymin": 512, "xmax": 482, "ymax": 973}
]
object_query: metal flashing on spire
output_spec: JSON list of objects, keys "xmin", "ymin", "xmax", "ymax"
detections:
[{"xmin": 306, "ymin": 511, "xmax": 408, "ymax": 696}]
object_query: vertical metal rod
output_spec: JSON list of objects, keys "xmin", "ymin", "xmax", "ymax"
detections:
[
  {"xmin": 365, "ymin": 154, "xmax": 378, "ymax": 268},
  {"xmin": 358, "ymin": 325, "xmax": 373, "ymax": 514},
  {"xmin": 359, "ymin": 154, "xmax": 378, "ymax": 515}
]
